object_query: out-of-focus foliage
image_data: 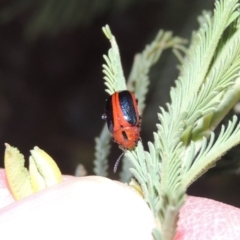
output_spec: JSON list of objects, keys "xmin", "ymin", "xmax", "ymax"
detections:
[{"xmin": 0, "ymin": 0, "xmax": 146, "ymax": 39}]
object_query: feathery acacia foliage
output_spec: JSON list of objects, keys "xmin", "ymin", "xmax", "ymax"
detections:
[{"xmin": 94, "ymin": 0, "xmax": 240, "ymax": 239}]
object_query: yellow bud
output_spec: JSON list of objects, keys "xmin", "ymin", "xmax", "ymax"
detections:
[{"xmin": 29, "ymin": 147, "xmax": 63, "ymax": 189}]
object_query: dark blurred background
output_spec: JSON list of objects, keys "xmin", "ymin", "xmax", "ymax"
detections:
[{"xmin": 0, "ymin": 0, "xmax": 240, "ymax": 207}]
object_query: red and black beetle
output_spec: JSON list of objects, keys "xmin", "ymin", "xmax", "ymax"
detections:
[{"xmin": 102, "ymin": 90, "xmax": 141, "ymax": 150}]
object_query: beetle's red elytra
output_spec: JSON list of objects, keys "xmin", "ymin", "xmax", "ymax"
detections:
[{"xmin": 102, "ymin": 90, "xmax": 141, "ymax": 150}]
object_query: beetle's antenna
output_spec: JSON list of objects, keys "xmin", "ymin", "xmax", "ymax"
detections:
[{"xmin": 113, "ymin": 152, "xmax": 125, "ymax": 173}]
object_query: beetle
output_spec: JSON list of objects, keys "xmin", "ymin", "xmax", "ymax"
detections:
[{"xmin": 102, "ymin": 90, "xmax": 141, "ymax": 150}]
